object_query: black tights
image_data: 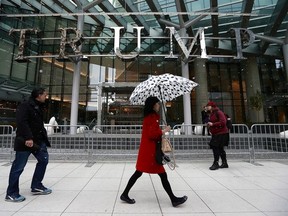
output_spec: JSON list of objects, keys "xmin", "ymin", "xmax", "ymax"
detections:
[
  {"xmin": 122, "ymin": 170, "xmax": 177, "ymax": 202},
  {"xmin": 212, "ymin": 146, "xmax": 227, "ymax": 163}
]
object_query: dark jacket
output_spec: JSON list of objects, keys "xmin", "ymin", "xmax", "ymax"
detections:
[
  {"xmin": 201, "ymin": 110, "xmax": 209, "ymax": 124},
  {"xmin": 14, "ymin": 97, "xmax": 50, "ymax": 151}
]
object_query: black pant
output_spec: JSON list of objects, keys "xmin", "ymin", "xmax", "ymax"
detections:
[
  {"xmin": 202, "ymin": 126, "xmax": 207, "ymax": 135},
  {"xmin": 211, "ymin": 146, "xmax": 227, "ymax": 163},
  {"xmin": 122, "ymin": 170, "xmax": 177, "ymax": 202}
]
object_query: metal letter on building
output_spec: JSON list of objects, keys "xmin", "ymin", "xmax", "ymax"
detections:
[
  {"xmin": 111, "ymin": 27, "xmax": 144, "ymax": 61},
  {"xmin": 9, "ymin": 28, "xmax": 39, "ymax": 62},
  {"xmin": 230, "ymin": 28, "xmax": 255, "ymax": 59},
  {"xmin": 166, "ymin": 27, "xmax": 208, "ymax": 63},
  {"xmin": 57, "ymin": 27, "xmax": 84, "ymax": 61}
]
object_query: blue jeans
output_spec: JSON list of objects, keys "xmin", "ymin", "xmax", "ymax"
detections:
[{"xmin": 6, "ymin": 142, "xmax": 49, "ymax": 196}]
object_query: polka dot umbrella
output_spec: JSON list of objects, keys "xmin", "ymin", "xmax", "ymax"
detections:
[{"xmin": 129, "ymin": 73, "xmax": 198, "ymax": 105}]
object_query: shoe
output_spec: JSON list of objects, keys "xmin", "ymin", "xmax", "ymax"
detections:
[
  {"xmin": 219, "ymin": 163, "xmax": 229, "ymax": 168},
  {"xmin": 172, "ymin": 195, "xmax": 188, "ymax": 207},
  {"xmin": 5, "ymin": 194, "xmax": 26, "ymax": 202},
  {"xmin": 120, "ymin": 194, "xmax": 135, "ymax": 204},
  {"xmin": 209, "ymin": 162, "xmax": 219, "ymax": 170},
  {"xmin": 31, "ymin": 186, "xmax": 52, "ymax": 195}
]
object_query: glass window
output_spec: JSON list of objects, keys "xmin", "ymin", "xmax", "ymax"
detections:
[
  {"xmin": 0, "ymin": 39, "xmax": 13, "ymax": 77},
  {"xmin": 27, "ymin": 59, "xmax": 37, "ymax": 82}
]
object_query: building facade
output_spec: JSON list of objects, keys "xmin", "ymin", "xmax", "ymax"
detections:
[{"xmin": 0, "ymin": 0, "xmax": 287, "ymax": 127}]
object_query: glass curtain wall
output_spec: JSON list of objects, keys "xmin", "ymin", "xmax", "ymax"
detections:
[{"xmin": 0, "ymin": 4, "xmax": 287, "ymax": 126}]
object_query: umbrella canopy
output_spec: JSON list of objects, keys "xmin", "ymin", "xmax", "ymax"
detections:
[{"xmin": 129, "ymin": 73, "xmax": 198, "ymax": 105}]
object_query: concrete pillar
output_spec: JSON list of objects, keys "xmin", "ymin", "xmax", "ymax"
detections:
[
  {"xmin": 283, "ymin": 43, "xmax": 288, "ymax": 82},
  {"xmin": 283, "ymin": 27, "xmax": 288, "ymax": 82},
  {"xmin": 70, "ymin": 14, "xmax": 84, "ymax": 134},
  {"xmin": 194, "ymin": 58, "xmax": 209, "ymax": 123},
  {"xmin": 245, "ymin": 56, "xmax": 265, "ymax": 123},
  {"xmin": 181, "ymin": 61, "xmax": 192, "ymax": 125},
  {"xmin": 179, "ymin": 28, "xmax": 192, "ymax": 135},
  {"xmin": 70, "ymin": 61, "xmax": 81, "ymax": 134}
]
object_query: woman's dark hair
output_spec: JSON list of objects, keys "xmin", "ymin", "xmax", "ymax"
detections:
[
  {"xmin": 31, "ymin": 87, "xmax": 46, "ymax": 99},
  {"xmin": 143, "ymin": 96, "xmax": 160, "ymax": 116}
]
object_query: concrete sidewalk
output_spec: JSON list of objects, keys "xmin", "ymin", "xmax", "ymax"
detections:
[{"xmin": 0, "ymin": 160, "xmax": 288, "ymax": 216}]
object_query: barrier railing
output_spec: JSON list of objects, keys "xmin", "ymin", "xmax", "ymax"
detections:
[
  {"xmin": 1, "ymin": 124, "xmax": 287, "ymax": 164},
  {"xmin": 89, "ymin": 125, "xmax": 142, "ymax": 163},
  {"xmin": 45, "ymin": 125, "xmax": 90, "ymax": 161},
  {"xmin": 0, "ymin": 125, "xmax": 14, "ymax": 163},
  {"xmin": 251, "ymin": 124, "xmax": 288, "ymax": 162},
  {"xmin": 170, "ymin": 124, "xmax": 251, "ymax": 161}
]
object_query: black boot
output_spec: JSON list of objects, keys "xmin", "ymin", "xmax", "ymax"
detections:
[
  {"xmin": 120, "ymin": 194, "xmax": 135, "ymax": 204},
  {"xmin": 220, "ymin": 152, "xmax": 228, "ymax": 168},
  {"xmin": 209, "ymin": 161, "xmax": 219, "ymax": 170},
  {"xmin": 172, "ymin": 196, "xmax": 188, "ymax": 207},
  {"xmin": 219, "ymin": 161, "xmax": 229, "ymax": 168}
]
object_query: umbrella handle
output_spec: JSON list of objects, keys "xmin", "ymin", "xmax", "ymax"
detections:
[
  {"xmin": 160, "ymin": 103, "xmax": 167, "ymax": 125},
  {"xmin": 158, "ymin": 85, "xmax": 168, "ymax": 126}
]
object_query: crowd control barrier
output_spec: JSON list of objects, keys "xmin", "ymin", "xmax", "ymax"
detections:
[
  {"xmin": 0, "ymin": 125, "xmax": 14, "ymax": 163},
  {"xmin": 1, "ymin": 124, "xmax": 287, "ymax": 164}
]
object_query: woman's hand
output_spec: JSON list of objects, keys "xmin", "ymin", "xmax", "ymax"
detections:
[{"xmin": 162, "ymin": 125, "xmax": 171, "ymax": 134}]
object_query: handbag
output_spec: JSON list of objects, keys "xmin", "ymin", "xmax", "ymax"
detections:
[{"xmin": 161, "ymin": 137, "xmax": 172, "ymax": 153}]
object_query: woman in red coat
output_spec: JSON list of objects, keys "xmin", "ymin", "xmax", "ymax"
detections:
[{"xmin": 120, "ymin": 96, "xmax": 187, "ymax": 207}]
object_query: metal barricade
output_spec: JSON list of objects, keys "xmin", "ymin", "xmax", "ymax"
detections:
[
  {"xmin": 2, "ymin": 123, "xmax": 288, "ymax": 164},
  {"xmin": 251, "ymin": 124, "xmax": 288, "ymax": 162},
  {"xmin": 46, "ymin": 125, "xmax": 90, "ymax": 161},
  {"xmin": 89, "ymin": 125, "xmax": 142, "ymax": 163},
  {"xmin": 170, "ymin": 124, "xmax": 251, "ymax": 161},
  {"xmin": 0, "ymin": 125, "xmax": 14, "ymax": 162}
]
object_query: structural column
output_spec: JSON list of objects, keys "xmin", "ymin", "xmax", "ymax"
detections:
[
  {"xmin": 283, "ymin": 30, "xmax": 288, "ymax": 82},
  {"xmin": 245, "ymin": 56, "xmax": 265, "ymax": 123},
  {"xmin": 70, "ymin": 14, "xmax": 84, "ymax": 134},
  {"xmin": 179, "ymin": 29, "xmax": 192, "ymax": 135},
  {"xmin": 194, "ymin": 58, "xmax": 209, "ymax": 123}
]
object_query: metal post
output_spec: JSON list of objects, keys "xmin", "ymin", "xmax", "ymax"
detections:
[{"xmin": 97, "ymin": 84, "xmax": 102, "ymax": 127}]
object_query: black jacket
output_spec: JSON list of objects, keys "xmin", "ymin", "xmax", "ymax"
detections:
[
  {"xmin": 201, "ymin": 110, "xmax": 209, "ymax": 124},
  {"xmin": 14, "ymin": 97, "xmax": 50, "ymax": 151}
]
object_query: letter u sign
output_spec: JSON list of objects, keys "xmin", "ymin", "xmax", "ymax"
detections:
[{"xmin": 110, "ymin": 27, "xmax": 144, "ymax": 61}]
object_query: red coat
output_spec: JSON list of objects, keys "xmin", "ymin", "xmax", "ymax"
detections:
[
  {"xmin": 136, "ymin": 112, "xmax": 165, "ymax": 173},
  {"xmin": 208, "ymin": 108, "xmax": 229, "ymax": 135}
]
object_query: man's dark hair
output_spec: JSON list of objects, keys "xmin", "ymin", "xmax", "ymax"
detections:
[
  {"xmin": 31, "ymin": 87, "xmax": 46, "ymax": 99},
  {"xmin": 143, "ymin": 96, "xmax": 160, "ymax": 116}
]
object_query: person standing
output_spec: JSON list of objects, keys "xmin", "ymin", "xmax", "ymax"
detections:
[
  {"xmin": 120, "ymin": 96, "xmax": 187, "ymax": 207},
  {"xmin": 5, "ymin": 87, "xmax": 52, "ymax": 202},
  {"xmin": 206, "ymin": 101, "xmax": 229, "ymax": 170},
  {"xmin": 201, "ymin": 106, "xmax": 209, "ymax": 135}
]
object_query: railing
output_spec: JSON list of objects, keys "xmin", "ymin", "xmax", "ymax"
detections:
[
  {"xmin": 1, "ymin": 124, "xmax": 287, "ymax": 164},
  {"xmin": 0, "ymin": 125, "xmax": 14, "ymax": 162},
  {"xmin": 44, "ymin": 125, "xmax": 90, "ymax": 161},
  {"xmin": 251, "ymin": 124, "xmax": 288, "ymax": 162},
  {"xmin": 170, "ymin": 124, "xmax": 252, "ymax": 161}
]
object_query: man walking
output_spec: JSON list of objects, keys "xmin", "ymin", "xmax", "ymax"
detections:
[{"xmin": 5, "ymin": 87, "xmax": 52, "ymax": 202}]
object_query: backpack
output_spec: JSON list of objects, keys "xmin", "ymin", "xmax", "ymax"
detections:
[{"xmin": 216, "ymin": 111, "xmax": 232, "ymax": 130}]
